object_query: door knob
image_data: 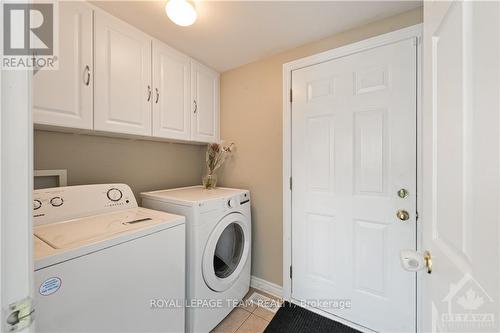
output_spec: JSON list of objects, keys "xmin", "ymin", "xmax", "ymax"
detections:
[
  {"xmin": 396, "ymin": 209, "xmax": 410, "ymax": 221},
  {"xmin": 424, "ymin": 250, "xmax": 432, "ymax": 274}
]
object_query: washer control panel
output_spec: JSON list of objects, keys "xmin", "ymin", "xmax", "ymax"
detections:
[
  {"xmin": 239, "ymin": 192, "xmax": 250, "ymax": 205},
  {"xmin": 224, "ymin": 191, "xmax": 251, "ymax": 210},
  {"xmin": 33, "ymin": 184, "xmax": 137, "ymax": 226}
]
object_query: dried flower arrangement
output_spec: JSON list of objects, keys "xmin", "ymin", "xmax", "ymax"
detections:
[{"xmin": 203, "ymin": 142, "xmax": 234, "ymax": 189}]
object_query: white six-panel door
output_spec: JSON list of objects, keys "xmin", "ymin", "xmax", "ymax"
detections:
[
  {"xmin": 94, "ymin": 10, "xmax": 152, "ymax": 136},
  {"xmin": 191, "ymin": 61, "xmax": 219, "ymax": 143},
  {"xmin": 291, "ymin": 38, "xmax": 417, "ymax": 332},
  {"xmin": 33, "ymin": 1, "xmax": 93, "ymax": 129},
  {"xmin": 152, "ymin": 40, "xmax": 191, "ymax": 140},
  {"xmin": 422, "ymin": 2, "xmax": 500, "ymax": 332}
]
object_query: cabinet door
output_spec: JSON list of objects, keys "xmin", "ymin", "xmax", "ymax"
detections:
[
  {"xmin": 33, "ymin": 1, "xmax": 93, "ymax": 129},
  {"xmin": 94, "ymin": 10, "xmax": 152, "ymax": 136},
  {"xmin": 191, "ymin": 61, "xmax": 219, "ymax": 143},
  {"xmin": 152, "ymin": 41, "xmax": 190, "ymax": 140}
]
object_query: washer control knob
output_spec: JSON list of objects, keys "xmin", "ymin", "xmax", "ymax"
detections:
[
  {"xmin": 227, "ymin": 198, "xmax": 236, "ymax": 208},
  {"xmin": 33, "ymin": 199, "xmax": 42, "ymax": 210},
  {"xmin": 50, "ymin": 196, "xmax": 63, "ymax": 207},
  {"xmin": 107, "ymin": 188, "xmax": 123, "ymax": 202}
]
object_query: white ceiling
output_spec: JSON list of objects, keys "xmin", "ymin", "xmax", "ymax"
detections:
[{"xmin": 92, "ymin": 1, "xmax": 422, "ymax": 72}]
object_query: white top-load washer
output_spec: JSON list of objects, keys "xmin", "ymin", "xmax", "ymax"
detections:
[
  {"xmin": 33, "ymin": 184, "xmax": 186, "ymax": 333},
  {"xmin": 141, "ymin": 186, "xmax": 251, "ymax": 333}
]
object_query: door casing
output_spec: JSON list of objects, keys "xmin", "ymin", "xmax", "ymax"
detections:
[{"xmin": 282, "ymin": 24, "xmax": 423, "ymax": 333}]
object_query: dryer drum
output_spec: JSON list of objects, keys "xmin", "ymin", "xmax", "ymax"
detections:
[{"xmin": 213, "ymin": 223, "xmax": 244, "ymax": 279}]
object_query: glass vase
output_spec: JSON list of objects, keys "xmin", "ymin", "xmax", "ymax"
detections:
[{"xmin": 202, "ymin": 173, "xmax": 217, "ymax": 189}]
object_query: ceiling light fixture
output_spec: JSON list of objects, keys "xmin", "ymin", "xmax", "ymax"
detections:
[{"xmin": 165, "ymin": 0, "xmax": 197, "ymax": 27}]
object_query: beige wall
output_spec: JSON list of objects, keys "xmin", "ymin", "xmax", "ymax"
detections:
[
  {"xmin": 34, "ymin": 130, "xmax": 205, "ymax": 201},
  {"xmin": 219, "ymin": 8, "xmax": 423, "ymax": 286}
]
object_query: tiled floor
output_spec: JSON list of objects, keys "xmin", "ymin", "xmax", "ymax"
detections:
[{"xmin": 211, "ymin": 288, "xmax": 281, "ymax": 333}]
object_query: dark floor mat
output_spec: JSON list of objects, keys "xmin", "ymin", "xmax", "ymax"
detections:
[{"xmin": 264, "ymin": 302, "xmax": 361, "ymax": 333}]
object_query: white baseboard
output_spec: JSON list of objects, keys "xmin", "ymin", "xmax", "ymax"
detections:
[{"xmin": 250, "ymin": 275, "xmax": 283, "ymax": 298}]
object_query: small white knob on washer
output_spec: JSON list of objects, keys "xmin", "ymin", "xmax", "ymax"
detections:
[
  {"xmin": 227, "ymin": 198, "xmax": 236, "ymax": 208},
  {"xmin": 50, "ymin": 197, "xmax": 63, "ymax": 207},
  {"xmin": 107, "ymin": 188, "xmax": 123, "ymax": 202},
  {"xmin": 33, "ymin": 199, "xmax": 42, "ymax": 210}
]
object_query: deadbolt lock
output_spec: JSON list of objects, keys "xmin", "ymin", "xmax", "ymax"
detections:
[
  {"xmin": 396, "ymin": 209, "xmax": 410, "ymax": 221},
  {"xmin": 397, "ymin": 188, "xmax": 409, "ymax": 198}
]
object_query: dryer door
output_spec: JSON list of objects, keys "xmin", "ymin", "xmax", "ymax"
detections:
[{"xmin": 202, "ymin": 212, "xmax": 250, "ymax": 292}]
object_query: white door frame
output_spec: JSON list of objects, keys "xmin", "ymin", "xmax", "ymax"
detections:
[
  {"xmin": 282, "ymin": 24, "xmax": 422, "ymax": 332},
  {"xmin": 1, "ymin": 69, "xmax": 35, "ymax": 332}
]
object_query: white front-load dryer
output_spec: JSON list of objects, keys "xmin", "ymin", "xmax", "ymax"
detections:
[{"xmin": 141, "ymin": 186, "xmax": 251, "ymax": 333}]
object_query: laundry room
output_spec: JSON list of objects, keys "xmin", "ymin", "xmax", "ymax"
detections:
[
  {"xmin": 3, "ymin": 1, "xmax": 500, "ymax": 333},
  {"xmin": 30, "ymin": 1, "xmax": 422, "ymax": 329}
]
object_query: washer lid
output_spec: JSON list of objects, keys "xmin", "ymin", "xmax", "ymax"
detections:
[
  {"xmin": 35, "ymin": 207, "xmax": 184, "ymax": 250},
  {"xmin": 34, "ymin": 236, "xmax": 56, "ymax": 260}
]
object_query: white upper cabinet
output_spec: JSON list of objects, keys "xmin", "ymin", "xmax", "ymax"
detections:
[
  {"xmin": 32, "ymin": 6, "xmax": 219, "ymax": 143},
  {"xmin": 33, "ymin": 1, "xmax": 93, "ymax": 130},
  {"xmin": 94, "ymin": 10, "xmax": 152, "ymax": 136},
  {"xmin": 191, "ymin": 61, "xmax": 220, "ymax": 143},
  {"xmin": 152, "ymin": 40, "xmax": 191, "ymax": 140}
]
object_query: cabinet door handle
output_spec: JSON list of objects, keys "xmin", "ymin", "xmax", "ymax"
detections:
[
  {"xmin": 193, "ymin": 100, "xmax": 197, "ymax": 114},
  {"xmin": 155, "ymin": 88, "xmax": 159, "ymax": 104},
  {"xmin": 147, "ymin": 85, "xmax": 152, "ymax": 102},
  {"xmin": 83, "ymin": 65, "xmax": 91, "ymax": 86}
]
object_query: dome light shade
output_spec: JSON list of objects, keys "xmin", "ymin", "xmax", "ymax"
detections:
[{"xmin": 165, "ymin": 0, "xmax": 197, "ymax": 27}]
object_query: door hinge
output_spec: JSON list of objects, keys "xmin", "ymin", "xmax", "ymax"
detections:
[
  {"xmin": 289, "ymin": 89, "xmax": 293, "ymax": 103},
  {"xmin": 416, "ymin": 211, "xmax": 419, "ymax": 221},
  {"xmin": 289, "ymin": 265, "xmax": 293, "ymax": 279},
  {"xmin": 289, "ymin": 177, "xmax": 292, "ymax": 191},
  {"xmin": 4, "ymin": 297, "xmax": 34, "ymax": 333}
]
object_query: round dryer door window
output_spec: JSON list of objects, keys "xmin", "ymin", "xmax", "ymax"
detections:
[{"xmin": 202, "ymin": 213, "xmax": 250, "ymax": 292}]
